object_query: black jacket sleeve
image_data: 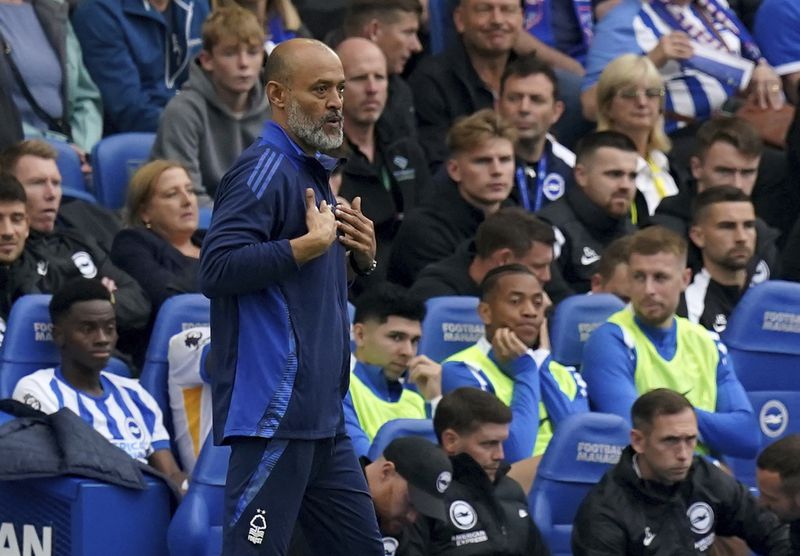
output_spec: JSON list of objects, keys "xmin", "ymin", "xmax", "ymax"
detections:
[
  {"xmin": 571, "ymin": 491, "xmax": 630, "ymax": 556},
  {"xmin": 93, "ymin": 245, "xmax": 151, "ymax": 332}
]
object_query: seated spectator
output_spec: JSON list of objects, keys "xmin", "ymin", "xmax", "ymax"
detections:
[
  {"xmin": 335, "ymin": 38, "xmax": 430, "ymax": 290},
  {"xmin": 341, "ymin": 0, "xmax": 423, "ymax": 140},
  {"xmin": 343, "ymin": 285, "xmax": 441, "ymax": 457},
  {"xmin": 495, "ymin": 55, "xmax": 575, "ymax": 211},
  {"xmin": 572, "ymin": 388, "xmax": 789, "ymax": 555},
  {"xmin": 652, "ymin": 117, "xmax": 780, "ymax": 282},
  {"xmin": 401, "ymin": 387, "xmax": 550, "ymax": 556},
  {"xmin": 537, "ymin": 130, "xmax": 638, "ymax": 295},
  {"xmin": 166, "ymin": 326, "xmax": 211, "ymax": 473},
  {"xmin": 0, "ymin": 0, "xmax": 102, "ymax": 153},
  {"xmin": 290, "ymin": 436, "xmax": 453, "ymax": 554},
  {"xmin": 151, "ymin": 6, "xmax": 270, "ymax": 205},
  {"xmin": 581, "ymin": 0, "xmax": 785, "ymax": 131},
  {"xmin": 595, "ymin": 54, "xmax": 678, "ymax": 218},
  {"xmin": 581, "ymin": 226, "xmax": 760, "ymax": 460},
  {"xmin": 409, "ymin": 0, "xmax": 522, "ymax": 172},
  {"xmin": 589, "ymin": 234, "xmax": 633, "ymax": 302},
  {"xmin": 72, "ymin": 0, "xmax": 209, "ymax": 133},
  {"xmin": 0, "ymin": 139, "xmax": 122, "ymax": 256},
  {"xmin": 387, "ymin": 109, "xmax": 516, "ymax": 287},
  {"xmin": 442, "ymin": 264, "xmax": 588, "ymax": 463},
  {"xmin": 754, "ymin": 0, "xmax": 800, "ymax": 105},
  {"xmin": 0, "ymin": 173, "xmax": 39, "ymax": 326},
  {"xmin": 111, "ymin": 161, "xmax": 202, "ymax": 312},
  {"xmin": 0, "ymin": 141, "xmax": 151, "ymax": 357},
  {"xmin": 757, "ymin": 434, "xmax": 800, "ymax": 552},
  {"xmin": 410, "ymin": 207, "xmax": 557, "ymax": 302},
  {"xmin": 12, "ymin": 278, "xmax": 185, "ymax": 487},
  {"xmin": 682, "ymin": 187, "xmax": 758, "ymax": 332}
]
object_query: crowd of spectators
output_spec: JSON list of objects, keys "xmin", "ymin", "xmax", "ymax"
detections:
[{"xmin": 2, "ymin": 0, "xmax": 800, "ymax": 553}]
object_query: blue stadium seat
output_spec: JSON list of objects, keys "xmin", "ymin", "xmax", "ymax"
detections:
[
  {"xmin": 428, "ymin": 0, "xmax": 458, "ymax": 54},
  {"xmin": 549, "ymin": 294, "xmax": 625, "ymax": 367},
  {"xmin": 720, "ymin": 281, "xmax": 800, "ymax": 486},
  {"xmin": 727, "ymin": 391, "xmax": 800, "ymax": 487},
  {"xmin": 198, "ymin": 206, "xmax": 213, "ymax": 230},
  {"xmin": 418, "ymin": 296, "xmax": 483, "ymax": 362},
  {"xmin": 367, "ymin": 418, "xmax": 437, "ymax": 461},
  {"xmin": 0, "ymin": 295, "xmax": 131, "ymax": 398},
  {"xmin": 168, "ymin": 435, "xmax": 230, "ymax": 556},
  {"xmin": 0, "ymin": 475, "xmax": 171, "ymax": 556},
  {"xmin": 721, "ymin": 280, "xmax": 800, "ymax": 391},
  {"xmin": 47, "ymin": 138, "xmax": 87, "ymax": 192},
  {"xmin": 528, "ymin": 412, "xmax": 629, "ymax": 556},
  {"xmin": 91, "ymin": 132, "xmax": 156, "ymax": 210},
  {"xmin": 139, "ymin": 294, "xmax": 210, "ymax": 439}
]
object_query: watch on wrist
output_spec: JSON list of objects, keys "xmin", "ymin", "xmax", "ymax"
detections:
[{"xmin": 350, "ymin": 253, "xmax": 377, "ymax": 276}]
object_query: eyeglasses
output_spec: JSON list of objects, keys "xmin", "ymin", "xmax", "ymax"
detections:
[{"xmin": 616, "ymin": 87, "xmax": 666, "ymax": 100}]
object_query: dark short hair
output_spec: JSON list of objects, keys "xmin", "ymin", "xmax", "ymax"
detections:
[
  {"xmin": 343, "ymin": 0, "xmax": 422, "ymax": 36},
  {"xmin": 628, "ymin": 226, "xmax": 687, "ymax": 265},
  {"xmin": 695, "ymin": 117, "xmax": 763, "ymax": 161},
  {"xmin": 479, "ymin": 263, "xmax": 536, "ymax": 301},
  {"xmin": 690, "ymin": 185, "xmax": 752, "ymax": 225},
  {"xmin": 757, "ymin": 435, "xmax": 800, "ymax": 496},
  {"xmin": 0, "ymin": 173, "xmax": 27, "ymax": 205},
  {"xmin": 353, "ymin": 283, "xmax": 426, "ymax": 325},
  {"xmin": 475, "ymin": 207, "xmax": 554, "ymax": 259},
  {"xmin": 500, "ymin": 54, "xmax": 559, "ymax": 99},
  {"xmin": 631, "ymin": 388, "xmax": 695, "ymax": 432},
  {"xmin": 434, "ymin": 387, "xmax": 512, "ymax": 443},
  {"xmin": 594, "ymin": 235, "xmax": 632, "ymax": 283},
  {"xmin": 49, "ymin": 278, "xmax": 113, "ymax": 325},
  {"xmin": 575, "ymin": 130, "xmax": 638, "ymax": 166}
]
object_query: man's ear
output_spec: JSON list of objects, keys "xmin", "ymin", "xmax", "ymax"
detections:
[
  {"xmin": 552, "ymin": 100, "xmax": 566, "ymax": 125},
  {"xmin": 590, "ymin": 272, "xmax": 603, "ymax": 293},
  {"xmin": 688, "ymin": 224, "xmax": 704, "ymax": 250},
  {"xmin": 52, "ymin": 323, "xmax": 64, "ymax": 349},
  {"xmin": 446, "ymin": 158, "xmax": 461, "ymax": 184},
  {"xmin": 364, "ymin": 18, "xmax": 382, "ymax": 41},
  {"xmin": 440, "ymin": 429, "xmax": 460, "ymax": 455},
  {"xmin": 266, "ymin": 81, "xmax": 287, "ymax": 109},
  {"xmin": 477, "ymin": 300, "xmax": 492, "ymax": 326},
  {"xmin": 453, "ymin": 5, "xmax": 465, "ymax": 34},
  {"xmin": 489, "ymin": 247, "xmax": 513, "ymax": 267},
  {"xmin": 680, "ymin": 266, "xmax": 692, "ymax": 291},
  {"xmin": 574, "ymin": 163, "xmax": 588, "ymax": 189},
  {"xmin": 380, "ymin": 460, "xmax": 396, "ymax": 482},
  {"xmin": 689, "ymin": 156, "xmax": 702, "ymax": 181},
  {"xmin": 198, "ymin": 49, "xmax": 214, "ymax": 72},
  {"xmin": 352, "ymin": 322, "xmax": 365, "ymax": 348},
  {"xmin": 630, "ymin": 428, "xmax": 645, "ymax": 454}
]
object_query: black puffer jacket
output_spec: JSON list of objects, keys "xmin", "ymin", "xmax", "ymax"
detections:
[{"xmin": 572, "ymin": 446, "xmax": 790, "ymax": 555}]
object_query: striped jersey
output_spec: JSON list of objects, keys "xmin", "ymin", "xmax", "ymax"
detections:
[{"xmin": 12, "ymin": 368, "xmax": 170, "ymax": 462}]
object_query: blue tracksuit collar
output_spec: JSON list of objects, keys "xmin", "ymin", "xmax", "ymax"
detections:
[
  {"xmin": 352, "ymin": 359, "xmax": 405, "ymax": 402},
  {"xmin": 260, "ymin": 121, "xmax": 340, "ymax": 173}
]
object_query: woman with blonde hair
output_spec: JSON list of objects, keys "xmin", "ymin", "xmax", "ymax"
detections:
[
  {"xmin": 111, "ymin": 160, "xmax": 203, "ymax": 311},
  {"xmin": 596, "ymin": 54, "xmax": 679, "ymax": 219}
]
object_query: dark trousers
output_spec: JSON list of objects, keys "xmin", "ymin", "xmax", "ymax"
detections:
[{"xmin": 223, "ymin": 434, "xmax": 383, "ymax": 555}]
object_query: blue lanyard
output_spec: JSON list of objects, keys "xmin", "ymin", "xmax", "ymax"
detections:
[{"xmin": 516, "ymin": 156, "xmax": 548, "ymax": 212}]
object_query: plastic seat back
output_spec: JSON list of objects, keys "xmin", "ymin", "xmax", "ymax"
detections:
[
  {"xmin": 418, "ymin": 296, "xmax": 483, "ymax": 362},
  {"xmin": 91, "ymin": 132, "xmax": 156, "ymax": 209},
  {"xmin": 549, "ymin": 294, "xmax": 625, "ymax": 367},
  {"xmin": 367, "ymin": 418, "xmax": 437, "ymax": 461},
  {"xmin": 529, "ymin": 412, "xmax": 629, "ymax": 556}
]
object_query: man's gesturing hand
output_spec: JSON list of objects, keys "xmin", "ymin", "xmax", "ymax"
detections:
[
  {"xmin": 290, "ymin": 188, "xmax": 337, "ymax": 264},
  {"xmin": 335, "ymin": 196, "xmax": 377, "ymax": 272}
]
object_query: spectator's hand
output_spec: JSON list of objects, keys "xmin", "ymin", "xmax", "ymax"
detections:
[
  {"xmin": 407, "ymin": 355, "xmax": 442, "ymax": 400},
  {"xmin": 647, "ymin": 32, "xmax": 693, "ymax": 68},
  {"xmin": 69, "ymin": 143, "xmax": 92, "ymax": 176},
  {"xmin": 335, "ymin": 196, "xmax": 376, "ymax": 271},
  {"xmin": 748, "ymin": 62, "xmax": 785, "ymax": 110},
  {"xmin": 101, "ymin": 277, "xmax": 118, "ymax": 293},
  {"xmin": 491, "ymin": 327, "xmax": 529, "ymax": 366}
]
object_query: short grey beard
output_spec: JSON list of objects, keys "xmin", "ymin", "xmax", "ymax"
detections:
[{"xmin": 286, "ymin": 98, "xmax": 343, "ymax": 151}]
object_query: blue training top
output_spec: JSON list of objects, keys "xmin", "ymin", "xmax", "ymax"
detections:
[{"xmin": 200, "ymin": 121, "xmax": 350, "ymax": 444}]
